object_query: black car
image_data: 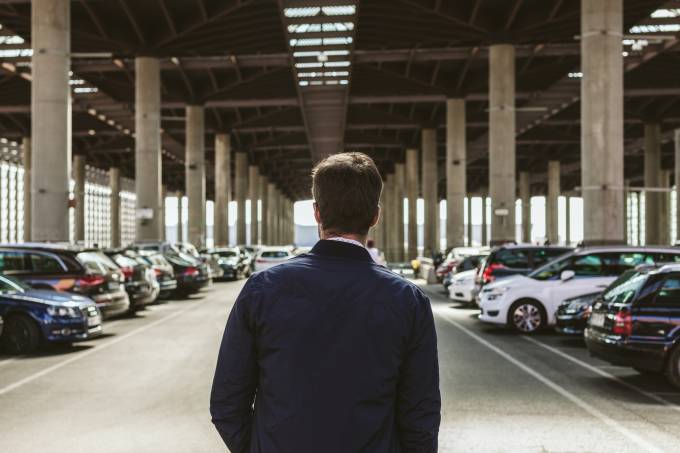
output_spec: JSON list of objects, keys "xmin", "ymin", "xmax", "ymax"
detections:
[
  {"xmin": 476, "ymin": 245, "xmax": 573, "ymax": 287},
  {"xmin": 104, "ymin": 250, "xmax": 159, "ymax": 313},
  {"xmin": 164, "ymin": 250, "xmax": 211, "ymax": 295},
  {"xmin": 0, "ymin": 244, "xmax": 129, "ymax": 319},
  {"xmin": 136, "ymin": 251, "xmax": 177, "ymax": 299},
  {"xmin": 585, "ymin": 264, "xmax": 680, "ymax": 388},
  {"xmin": 554, "ymin": 292, "xmax": 602, "ymax": 335},
  {"xmin": 207, "ymin": 247, "xmax": 251, "ymax": 280}
]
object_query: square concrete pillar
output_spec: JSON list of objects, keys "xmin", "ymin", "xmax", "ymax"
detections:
[
  {"xmin": 214, "ymin": 133, "xmax": 231, "ymax": 247},
  {"xmin": 519, "ymin": 171, "xmax": 531, "ymax": 243},
  {"xmin": 185, "ymin": 105, "xmax": 206, "ymax": 248},
  {"xmin": 249, "ymin": 165, "xmax": 259, "ymax": 245},
  {"xmin": 446, "ymin": 99, "xmax": 466, "ymax": 249},
  {"xmin": 645, "ymin": 123, "xmax": 661, "ymax": 245},
  {"xmin": 547, "ymin": 161, "xmax": 560, "ymax": 244},
  {"xmin": 422, "ymin": 129, "xmax": 439, "ymax": 256},
  {"xmin": 235, "ymin": 152, "xmax": 248, "ymax": 245},
  {"xmin": 110, "ymin": 167, "xmax": 121, "ymax": 248},
  {"xmin": 406, "ymin": 148, "xmax": 419, "ymax": 259}
]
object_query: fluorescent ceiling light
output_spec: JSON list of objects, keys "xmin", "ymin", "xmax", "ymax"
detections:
[
  {"xmin": 284, "ymin": 7, "xmax": 320, "ymax": 17},
  {"xmin": 322, "ymin": 5, "xmax": 356, "ymax": 16}
]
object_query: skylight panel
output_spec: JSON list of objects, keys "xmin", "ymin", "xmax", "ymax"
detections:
[
  {"xmin": 651, "ymin": 8, "xmax": 680, "ymax": 18},
  {"xmin": 284, "ymin": 7, "xmax": 320, "ymax": 17},
  {"xmin": 322, "ymin": 5, "xmax": 356, "ymax": 16},
  {"xmin": 324, "ymin": 61, "xmax": 351, "ymax": 67},
  {"xmin": 290, "ymin": 38, "xmax": 323, "ymax": 47},
  {"xmin": 630, "ymin": 24, "xmax": 680, "ymax": 33}
]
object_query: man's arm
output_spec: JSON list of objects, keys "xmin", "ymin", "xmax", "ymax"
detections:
[
  {"xmin": 396, "ymin": 291, "xmax": 441, "ymax": 453},
  {"xmin": 210, "ymin": 279, "xmax": 259, "ymax": 452}
]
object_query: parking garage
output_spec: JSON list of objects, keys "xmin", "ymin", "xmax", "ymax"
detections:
[{"xmin": 2, "ymin": 1, "xmax": 680, "ymax": 452}]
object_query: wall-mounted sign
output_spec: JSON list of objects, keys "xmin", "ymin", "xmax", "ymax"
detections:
[
  {"xmin": 136, "ymin": 208, "xmax": 154, "ymax": 220},
  {"xmin": 494, "ymin": 208, "xmax": 509, "ymax": 216}
]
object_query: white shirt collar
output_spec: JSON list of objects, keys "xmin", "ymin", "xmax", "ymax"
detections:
[{"xmin": 327, "ymin": 236, "xmax": 366, "ymax": 249}]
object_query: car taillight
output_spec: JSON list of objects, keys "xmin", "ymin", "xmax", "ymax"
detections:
[
  {"xmin": 256, "ymin": 259, "xmax": 266, "ymax": 263},
  {"xmin": 154, "ymin": 268, "xmax": 162, "ymax": 277},
  {"xmin": 482, "ymin": 263, "xmax": 505, "ymax": 284},
  {"xmin": 183, "ymin": 267, "xmax": 199, "ymax": 277},
  {"xmin": 120, "ymin": 266, "xmax": 134, "ymax": 281},
  {"xmin": 612, "ymin": 311, "xmax": 633, "ymax": 336},
  {"xmin": 77, "ymin": 274, "xmax": 105, "ymax": 290}
]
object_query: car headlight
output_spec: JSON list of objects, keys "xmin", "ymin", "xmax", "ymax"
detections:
[
  {"xmin": 486, "ymin": 286, "xmax": 510, "ymax": 301},
  {"xmin": 564, "ymin": 293, "xmax": 600, "ymax": 313},
  {"xmin": 47, "ymin": 306, "xmax": 80, "ymax": 318}
]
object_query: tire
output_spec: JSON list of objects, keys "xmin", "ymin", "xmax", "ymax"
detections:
[
  {"xmin": 508, "ymin": 300, "xmax": 546, "ymax": 334},
  {"xmin": 1, "ymin": 314, "xmax": 41, "ymax": 354},
  {"xmin": 665, "ymin": 344, "xmax": 680, "ymax": 389}
]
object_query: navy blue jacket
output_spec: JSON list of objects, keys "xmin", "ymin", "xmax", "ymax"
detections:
[{"xmin": 210, "ymin": 240, "xmax": 440, "ymax": 452}]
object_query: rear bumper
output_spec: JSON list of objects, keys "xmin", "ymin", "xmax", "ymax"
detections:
[
  {"xmin": 584, "ymin": 328, "xmax": 667, "ymax": 372},
  {"xmin": 177, "ymin": 276, "xmax": 210, "ymax": 293},
  {"xmin": 555, "ymin": 314, "xmax": 588, "ymax": 335},
  {"xmin": 93, "ymin": 291, "xmax": 130, "ymax": 319}
]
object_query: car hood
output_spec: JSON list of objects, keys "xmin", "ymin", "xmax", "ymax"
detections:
[
  {"xmin": 485, "ymin": 274, "xmax": 533, "ymax": 290},
  {"xmin": 3, "ymin": 289, "xmax": 93, "ymax": 307},
  {"xmin": 453, "ymin": 269, "xmax": 477, "ymax": 281}
]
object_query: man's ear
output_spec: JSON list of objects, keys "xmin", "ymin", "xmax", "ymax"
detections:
[
  {"xmin": 369, "ymin": 205, "xmax": 380, "ymax": 229},
  {"xmin": 313, "ymin": 202, "xmax": 322, "ymax": 225}
]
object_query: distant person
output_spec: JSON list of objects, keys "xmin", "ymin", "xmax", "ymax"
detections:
[
  {"xmin": 366, "ymin": 238, "xmax": 385, "ymax": 265},
  {"xmin": 211, "ymin": 152, "xmax": 440, "ymax": 453}
]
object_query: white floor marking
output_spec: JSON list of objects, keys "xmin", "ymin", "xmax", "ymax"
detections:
[
  {"xmin": 522, "ymin": 336, "xmax": 680, "ymax": 413},
  {"xmin": 0, "ymin": 297, "xmax": 211, "ymax": 397},
  {"xmin": 438, "ymin": 312, "xmax": 665, "ymax": 453}
]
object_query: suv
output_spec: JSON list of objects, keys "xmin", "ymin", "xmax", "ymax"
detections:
[
  {"xmin": 0, "ymin": 244, "xmax": 129, "ymax": 319},
  {"xmin": 479, "ymin": 246, "xmax": 680, "ymax": 333},
  {"xmin": 585, "ymin": 264, "xmax": 680, "ymax": 388}
]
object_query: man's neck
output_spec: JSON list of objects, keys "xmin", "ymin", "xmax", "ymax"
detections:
[{"xmin": 320, "ymin": 230, "xmax": 367, "ymax": 246}]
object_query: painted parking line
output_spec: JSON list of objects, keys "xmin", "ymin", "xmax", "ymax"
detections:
[
  {"xmin": 438, "ymin": 312, "xmax": 665, "ymax": 453},
  {"xmin": 521, "ymin": 335, "xmax": 680, "ymax": 413},
  {"xmin": 0, "ymin": 297, "xmax": 211, "ymax": 397}
]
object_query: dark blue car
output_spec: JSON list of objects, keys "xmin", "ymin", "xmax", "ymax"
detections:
[{"xmin": 0, "ymin": 274, "xmax": 103, "ymax": 353}]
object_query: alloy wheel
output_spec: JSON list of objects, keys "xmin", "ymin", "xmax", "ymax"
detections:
[{"xmin": 512, "ymin": 304, "xmax": 542, "ymax": 333}]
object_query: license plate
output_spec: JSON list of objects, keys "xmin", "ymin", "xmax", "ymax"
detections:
[
  {"xmin": 590, "ymin": 313, "xmax": 605, "ymax": 327},
  {"xmin": 108, "ymin": 281, "xmax": 120, "ymax": 291},
  {"xmin": 88, "ymin": 314, "xmax": 102, "ymax": 327}
]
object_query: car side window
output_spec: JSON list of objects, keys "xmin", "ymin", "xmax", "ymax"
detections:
[
  {"xmin": 29, "ymin": 253, "xmax": 66, "ymax": 273},
  {"xmin": 654, "ymin": 275, "xmax": 680, "ymax": 307},
  {"xmin": 570, "ymin": 254, "xmax": 602, "ymax": 276},
  {"xmin": 0, "ymin": 251, "xmax": 29, "ymax": 273},
  {"xmin": 494, "ymin": 249, "xmax": 529, "ymax": 268},
  {"xmin": 599, "ymin": 252, "xmax": 648, "ymax": 276}
]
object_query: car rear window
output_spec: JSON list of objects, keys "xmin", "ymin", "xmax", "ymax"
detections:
[
  {"xmin": 532, "ymin": 248, "xmax": 570, "ymax": 267},
  {"xmin": 77, "ymin": 252, "xmax": 119, "ymax": 274},
  {"xmin": 493, "ymin": 249, "xmax": 529, "ymax": 268},
  {"xmin": 261, "ymin": 251, "xmax": 289, "ymax": 258},
  {"xmin": 217, "ymin": 251, "xmax": 238, "ymax": 258},
  {"xmin": 112, "ymin": 254, "xmax": 139, "ymax": 268}
]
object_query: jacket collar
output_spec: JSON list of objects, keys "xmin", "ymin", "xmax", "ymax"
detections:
[{"xmin": 310, "ymin": 239, "xmax": 374, "ymax": 263}]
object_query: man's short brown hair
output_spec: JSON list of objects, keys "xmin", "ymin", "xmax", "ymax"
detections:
[{"xmin": 312, "ymin": 152, "xmax": 383, "ymax": 236}]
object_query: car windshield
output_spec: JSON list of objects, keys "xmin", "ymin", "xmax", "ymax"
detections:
[
  {"xmin": 261, "ymin": 251, "xmax": 289, "ymax": 258},
  {"xmin": 602, "ymin": 272, "xmax": 647, "ymax": 305},
  {"xmin": 217, "ymin": 251, "xmax": 238, "ymax": 258},
  {"xmin": 0, "ymin": 274, "xmax": 29, "ymax": 293},
  {"xmin": 529, "ymin": 253, "xmax": 574, "ymax": 280}
]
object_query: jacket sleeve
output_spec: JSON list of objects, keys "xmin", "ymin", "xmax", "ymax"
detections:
[
  {"xmin": 396, "ymin": 291, "xmax": 441, "ymax": 453},
  {"xmin": 210, "ymin": 278, "xmax": 260, "ymax": 452}
]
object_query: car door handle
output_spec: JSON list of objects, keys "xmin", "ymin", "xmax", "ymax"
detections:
[{"xmin": 596, "ymin": 284, "xmax": 608, "ymax": 288}]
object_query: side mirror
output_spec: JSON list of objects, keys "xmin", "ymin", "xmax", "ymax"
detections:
[{"xmin": 560, "ymin": 270, "xmax": 575, "ymax": 282}]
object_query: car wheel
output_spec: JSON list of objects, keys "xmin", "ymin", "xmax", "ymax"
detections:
[
  {"xmin": 1, "ymin": 315, "xmax": 41, "ymax": 354},
  {"xmin": 509, "ymin": 300, "xmax": 546, "ymax": 334},
  {"xmin": 665, "ymin": 344, "xmax": 680, "ymax": 389}
]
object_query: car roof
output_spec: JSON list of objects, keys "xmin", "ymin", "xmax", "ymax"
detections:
[
  {"xmin": 0, "ymin": 242, "xmax": 100, "ymax": 253},
  {"xmin": 494, "ymin": 244, "xmax": 573, "ymax": 251},
  {"xmin": 572, "ymin": 245, "xmax": 680, "ymax": 254}
]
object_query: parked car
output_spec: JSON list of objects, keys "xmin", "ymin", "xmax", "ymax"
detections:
[
  {"xmin": 136, "ymin": 251, "xmax": 177, "ymax": 299},
  {"xmin": 0, "ymin": 274, "xmax": 102, "ymax": 353},
  {"xmin": 104, "ymin": 249, "xmax": 159, "ymax": 313},
  {"xmin": 206, "ymin": 247, "xmax": 251, "ymax": 280},
  {"xmin": 198, "ymin": 249, "xmax": 225, "ymax": 280},
  {"xmin": 554, "ymin": 292, "xmax": 602, "ymax": 335},
  {"xmin": 448, "ymin": 269, "xmax": 478, "ymax": 304},
  {"xmin": 443, "ymin": 254, "xmax": 487, "ymax": 290},
  {"xmin": 164, "ymin": 250, "xmax": 211, "ymax": 295},
  {"xmin": 238, "ymin": 245, "xmax": 258, "ymax": 273},
  {"xmin": 475, "ymin": 245, "xmax": 573, "ymax": 288},
  {"xmin": 0, "ymin": 244, "xmax": 129, "ymax": 319},
  {"xmin": 585, "ymin": 263, "xmax": 680, "ymax": 388},
  {"xmin": 253, "ymin": 247, "xmax": 294, "ymax": 272},
  {"xmin": 479, "ymin": 246, "xmax": 680, "ymax": 334},
  {"xmin": 436, "ymin": 247, "xmax": 482, "ymax": 282}
]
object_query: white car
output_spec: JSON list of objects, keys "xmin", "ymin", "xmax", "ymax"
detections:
[
  {"xmin": 448, "ymin": 269, "xmax": 477, "ymax": 304},
  {"xmin": 478, "ymin": 247, "xmax": 680, "ymax": 333},
  {"xmin": 254, "ymin": 247, "xmax": 294, "ymax": 272}
]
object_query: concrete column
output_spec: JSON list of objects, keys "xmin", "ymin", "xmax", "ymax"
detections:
[
  {"xmin": 382, "ymin": 174, "xmax": 393, "ymax": 261},
  {"xmin": 481, "ymin": 194, "xmax": 488, "ymax": 246},
  {"xmin": 422, "ymin": 129, "xmax": 438, "ymax": 256},
  {"xmin": 185, "ymin": 105, "xmax": 205, "ymax": 248},
  {"xmin": 519, "ymin": 171, "xmax": 531, "ymax": 243},
  {"xmin": 660, "ymin": 169, "xmax": 671, "ymax": 245},
  {"xmin": 547, "ymin": 161, "xmax": 560, "ymax": 244},
  {"xmin": 214, "ymin": 133, "xmax": 230, "ymax": 247},
  {"xmin": 249, "ymin": 165, "xmax": 259, "ymax": 245},
  {"xmin": 110, "ymin": 167, "xmax": 121, "ymax": 248},
  {"xmin": 395, "ymin": 163, "xmax": 406, "ymax": 261},
  {"xmin": 134, "ymin": 57, "xmax": 162, "ymax": 241},
  {"xmin": 73, "ymin": 155, "xmax": 86, "ymax": 243},
  {"xmin": 376, "ymin": 175, "xmax": 387, "ymax": 253},
  {"xmin": 161, "ymin": 185, "xmax": 167, "ymax": 241},
  {"xmin": 581, "ymin": 0, "xmax": 624, "ymax": 244},
  {"xmin": 31, "ymin": 0, "xmax": 71, "ymax": 241},
  {"xmin": 565, "ymin": 195, "xmax": 571, "ymax": 245},
  {"xmin": 406, "ymin": 148, "xmax": 419, "ymax": 258},
  {"xmin": 176, "ymin": 190, "xmax": 184, "ymax": 243},
  {"xmin": 235, "ymin": 152, "xmax": 248, "ymax": 245},
  {"xmin": 267, "ymin": 182, "xmax": 277, "ymax": 245},
  {"xmin": 260, "ymin": 174, "xmax": 269, "ymax": 245},
  {"xmin": 466, "ymin": 195, "xmax": 473, "ymax": 246},
  {"xmin": 645, "ymin": 123, "xmax": 661, "ymax": 245},
  {"xmin": 22, "ymin": 137, "xmax": 31, "ymax": 242},
  {"xmin": 675, "ymin": 129, "xmax": 680, "ymax": 243},
  {"xmin": 446, "ymin": 98, "xmax": 466, "ymax": 249},
  {"xmin": 489, "ymin": 44, "xmax": 516, "ymax": 245},
  {"xmin": 637, "ymin": 192, "xmax": 643, "ymax": 245}
]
